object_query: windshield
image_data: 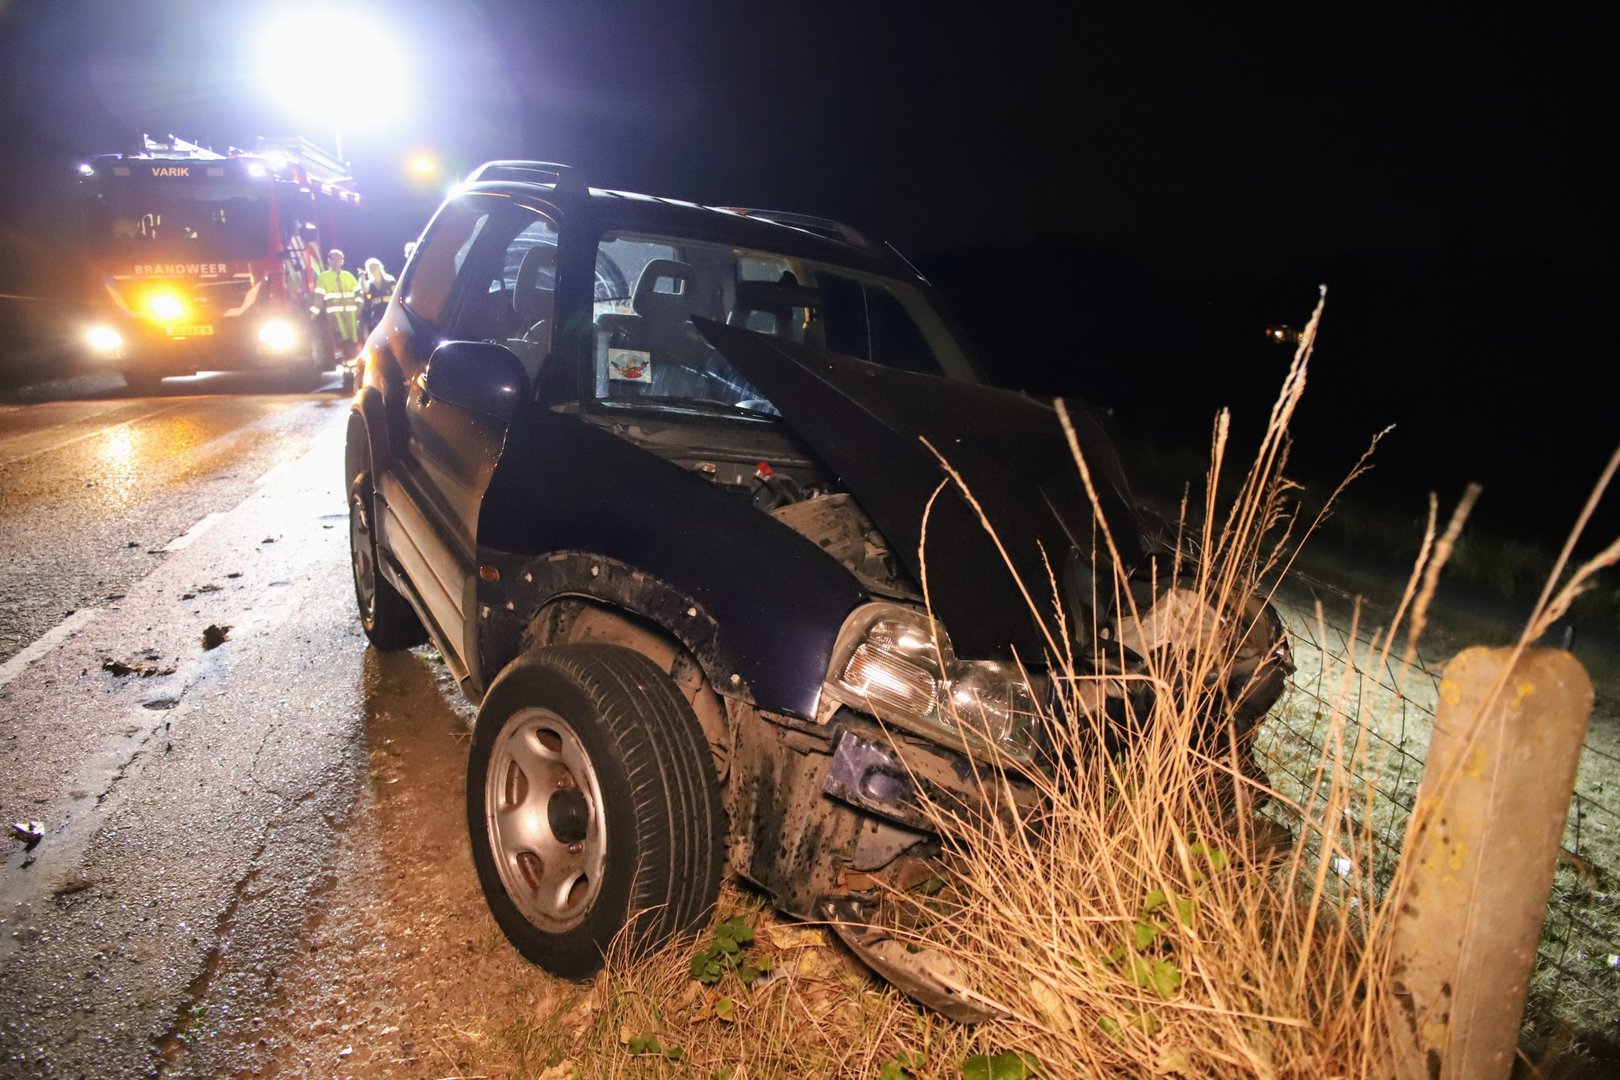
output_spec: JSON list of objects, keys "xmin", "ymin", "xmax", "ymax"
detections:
[
  {"xmin": 79, "ymin": 179, "xmax": 272, "ymax": 263},
  {"xmin": 590, "ymin": 230, "xmax": 974, "ymax": 420}
]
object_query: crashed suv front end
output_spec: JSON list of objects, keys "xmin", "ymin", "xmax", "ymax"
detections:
[
  {"xmin": 465, "ymin": 314, "xmax": 1291, "ymax": 1019},
  {"xmin": 350, "ymin": 167, "xmax": 1292, "ymax": 1021}
]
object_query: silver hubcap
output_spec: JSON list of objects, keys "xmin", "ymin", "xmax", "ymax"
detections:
[
  {"xmin": 485, "ymin": 707, "xmax": 606, "ymax": 932},
  {"xmin": 349, "ymin": 490, "xmax": 377, "ymax": 618}
]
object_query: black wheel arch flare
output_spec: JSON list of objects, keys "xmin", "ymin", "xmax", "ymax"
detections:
[{"xmin": 477, "ymin": 550, "xmax": 753, "ymax": 708}]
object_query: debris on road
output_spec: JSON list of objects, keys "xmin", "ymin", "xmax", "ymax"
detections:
[
  {"xmin": 102, "ymin": 654, "xmax": 177, "ymax": 678},
  {"xmin": 10, "ymin": 821, "xmax": 45, "ymax": 849},
  {"xmin": 201, "ymin": 624, "xmax": 231, "ymax": 650}
]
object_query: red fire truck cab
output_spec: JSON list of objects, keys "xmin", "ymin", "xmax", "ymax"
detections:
[{"xmin": 76, "ymin": 134, "xmax": 364, "ymax": 394}]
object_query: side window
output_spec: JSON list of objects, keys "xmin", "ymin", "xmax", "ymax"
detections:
[
  {"xmin": 399, "ymin": 199, "xmax": 490, "ymax": 326},
  {"xmin": 444, "ymin": 210, "xmax": 560, "ymax": 377}
]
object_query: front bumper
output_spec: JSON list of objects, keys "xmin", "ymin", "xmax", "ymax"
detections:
[
  {"xmin": 729, "ymin": 710, "xmax": 1033, "ymax": 1024},
  {"xmin": 730, "ymin": 704, "xmax": 1041, "ymax": 920}
]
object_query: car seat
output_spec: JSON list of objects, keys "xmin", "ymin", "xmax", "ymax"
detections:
[{"xmin": 595, "ymin": 259, "xmax": 722, "ymax": 399}]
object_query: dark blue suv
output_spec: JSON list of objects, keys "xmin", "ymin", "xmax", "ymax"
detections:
[{"xmin": 344, "ymin": 162, "xmax": 1290, "ymax": 1018}]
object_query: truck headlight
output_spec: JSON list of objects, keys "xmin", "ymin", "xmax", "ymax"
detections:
[
  {"xmin": 257, "ymin": 318, "xmax": 298, "ymax": 353},
  {"xmin": 85, "ymin": 325, "xmax": 123, "ymax": 356},
  {"xmin": 818, "ymin": 603, "xmax": 1039, "ymax": 767}
]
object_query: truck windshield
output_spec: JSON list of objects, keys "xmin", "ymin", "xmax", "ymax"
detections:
[{"xmin": 80, "ymin": 180, "xmax": 272, "ymax": 262}]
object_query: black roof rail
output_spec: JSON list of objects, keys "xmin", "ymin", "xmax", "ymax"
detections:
[
  {"xmin": 714, "ymin": 207, "xmax": 876, "ymax": 250},
  {"xmin": 464, "ymin": 160, "xmax": 585, "ymax": 194}
]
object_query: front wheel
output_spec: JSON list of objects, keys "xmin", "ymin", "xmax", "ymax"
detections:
[
  {"xmin": 468, "ymin": 644, "xmax": 724, "ymax": 978},
  {"xmin": 348, "ymin": 472, "xmax": 427, "ymax": 649}
]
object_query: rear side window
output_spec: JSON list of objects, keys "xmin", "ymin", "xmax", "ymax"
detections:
[{"xmin": 400, "ymin": 200, "xmax": 490, "ymax": 326}]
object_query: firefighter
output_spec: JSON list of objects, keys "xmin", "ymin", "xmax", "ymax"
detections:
[{"xmin": 314, "ymin": 248, "xmax": 361, "ymax": 360}]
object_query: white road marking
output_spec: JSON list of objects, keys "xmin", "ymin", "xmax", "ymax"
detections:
[
  {"xmin": 163, "ymin": 511, "xmax": 228, "ymax": 552},
  {"xmin": 0, "ymin": 608, "xmax": 102, "ymax": 691},
  {"xmin": 255, "ymin": 460, "xmax": 291, "ymax": 487}
]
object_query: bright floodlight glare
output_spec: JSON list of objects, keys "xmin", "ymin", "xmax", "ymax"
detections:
[
  {"xmin": 408, "ymin": 153, "xmax": 440, "ymax": 179},
  {"xmin": 77, "ymin": 163, "xmax": 95, "ymax": 177},
  {"xmin": 259, "ymin": 10, "xmax": 406, "ymax": 126}
]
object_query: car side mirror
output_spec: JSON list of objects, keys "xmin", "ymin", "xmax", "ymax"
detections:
[{"xmin": 423, "ymin": 341, "xmax": 529, "ymax": 423}]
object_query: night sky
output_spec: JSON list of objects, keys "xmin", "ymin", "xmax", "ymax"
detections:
[{"xmin": 1, "ymin": 0, "xmax": 1613, "ymax": 546}]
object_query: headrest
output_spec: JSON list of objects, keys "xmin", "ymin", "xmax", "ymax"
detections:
[
  {"xmin": 632, "ymin": 259, "xmax": 720, "ymax": 323},
  {"xmin": 513, "ymin": 244, "xmax": 556, "ymax": 324}
]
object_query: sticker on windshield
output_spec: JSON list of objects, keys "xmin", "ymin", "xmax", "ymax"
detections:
[{"xmin": 607, "ymin": 349, "xmax": 653, "ymax": 382}]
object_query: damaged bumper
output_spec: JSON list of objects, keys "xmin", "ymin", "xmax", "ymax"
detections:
[{"xmin": 731, "ymin": 713, "xmax": 1035, "ymax": 1023}]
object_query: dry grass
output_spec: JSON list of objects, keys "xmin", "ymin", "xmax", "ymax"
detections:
[{"xmin": 492, "ymin": 882, "xmax": 986, "ymax": 1079}]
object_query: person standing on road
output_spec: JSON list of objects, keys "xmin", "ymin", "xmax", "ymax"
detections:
[
  {"xmin": 359, "ymin": 257, "xmax": 396, "ymax": 338},
  {"xmin": 313, "ymin": 248, "xmax": 361, "ymax": 361}
]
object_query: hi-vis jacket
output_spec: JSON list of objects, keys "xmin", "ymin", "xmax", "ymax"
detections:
[{"xmin": 314, "ymin": 268, "xmax": 361, "ymax": 342}]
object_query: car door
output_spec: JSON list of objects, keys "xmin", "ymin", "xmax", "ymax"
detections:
[{"xmin": 379, "ymin": 196, "xmax": 560, "ymax": 676}]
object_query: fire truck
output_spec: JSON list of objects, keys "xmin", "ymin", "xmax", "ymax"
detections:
[{"xmin": 75, "ymin": 134, "xmax": 365, "ymax": 394}]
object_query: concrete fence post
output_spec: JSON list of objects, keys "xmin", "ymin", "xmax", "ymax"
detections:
[{"xmin": 1388, "ymin": 646, "xmax": 1593, "ymax": 1080}]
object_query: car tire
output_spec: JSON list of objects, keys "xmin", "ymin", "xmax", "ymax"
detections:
[
  {"xmin": 348, "ymin": 472, "xmax": 427, "ymax": 649},
  {"xmin": 468, "ymin": 643, "xmax": 723, "ymax": 978}
]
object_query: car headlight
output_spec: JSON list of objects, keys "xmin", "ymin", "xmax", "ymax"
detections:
[
  {"xmin": 817, "ymin": 603, "xmax": 1039, "ymax": 767},
  {"xmin": 85, "ymin": 325, "xmax": 123, "ymax": 356},
  {"xmin": 257, "ymin": 318, "xmax": 299, "ymax": 353}
]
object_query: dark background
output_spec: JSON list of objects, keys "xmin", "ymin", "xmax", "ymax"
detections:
[{"xmin": 1, "ymin": 0, "xmax": 1612, "ymax": 549}]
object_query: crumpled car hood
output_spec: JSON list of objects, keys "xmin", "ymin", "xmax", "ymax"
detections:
[{"xmin": 694, "ymin": 319, "xmax": 1146, "ymax": 660}]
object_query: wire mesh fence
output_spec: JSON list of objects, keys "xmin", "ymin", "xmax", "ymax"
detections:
[{"xmin": 1254, "ymin": 571, "xmax": 1620, "ymax": 1039}]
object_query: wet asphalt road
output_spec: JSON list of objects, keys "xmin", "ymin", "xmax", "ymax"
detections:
[{"xmin": 0, "ymin": 371, "xmax": 379, "ymax": 1078}]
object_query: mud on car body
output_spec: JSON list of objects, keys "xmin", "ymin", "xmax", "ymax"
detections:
[{"xmin": 344, "ymin": 161, "xmax": 1292, "ymax": 1018}]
